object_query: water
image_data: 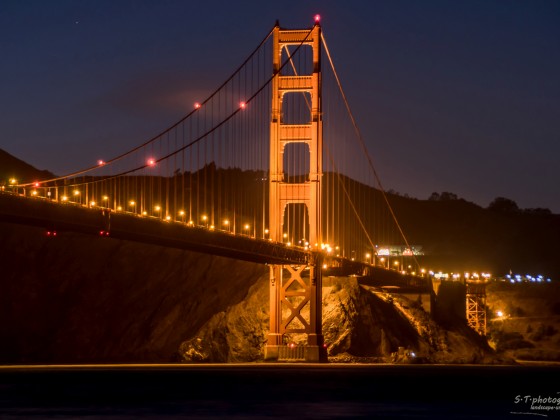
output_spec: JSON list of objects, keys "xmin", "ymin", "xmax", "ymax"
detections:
[{"xmin": 0, "ymin": 363, "xmax": 558, "ymax": 419}]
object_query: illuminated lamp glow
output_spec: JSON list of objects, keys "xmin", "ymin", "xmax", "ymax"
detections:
[
  {"xmin": 377, "ymin": 248, "xmax": 390, "ymax": 256},
  {"xmin": 147, "ymin": 158, "xmax": 156, "ymax": 167},
  {"xmin": 165, "ymin": 215, "xmax": 171, "ymax": 221},
  {"xmin": 194, "ymin": 102, "xmax": 201, "ymax": 109},
  {"xmin": 97, "ymin": 159, "xmax": 105, "ymax": 166},
  {"xmin": 61, "ymin": 195, "xmax": 68, "ymax": 202},
  {"xmin": 239, "ymin": 101, "xmax": 246, "ymax": 110},
  {"xmin": 31, "ymin": 190, "xmax": 38, "ymax": 196},
  {"xmin": 34, "ymin": 182, "xmax": 40, "ymax": 187},
  {"xmin": 314, "ymin": 14, "xmax": 321, "ymax": 23}
]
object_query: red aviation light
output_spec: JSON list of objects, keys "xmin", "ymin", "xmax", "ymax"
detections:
[
  {"xmin": 194, "ymin": 102, "xmax": 201, "ymax": 109},
  {"xmin": 97, "ymin": 159, "xmax": 105, "ymax": 166},
  {"xmin": 239, "ymin": 101, "xmax": 246, "ymax": 110},
  {"xmin": 147, "ymin": 158, "xmax": 156, "ymax": 167},
  {"xmin": 314, "ymin": 14, "xmax": 321, "ymax": 23}
]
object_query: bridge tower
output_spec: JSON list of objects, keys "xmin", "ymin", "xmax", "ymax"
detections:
[{"xmin": 265, "ymin": 22, "xmax": 326, "ymax": 362}]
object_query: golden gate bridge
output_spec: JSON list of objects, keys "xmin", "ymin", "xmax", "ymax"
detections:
[{"xmin": 0, "ymin": 17, "xmax": 431, "ymax": 361}]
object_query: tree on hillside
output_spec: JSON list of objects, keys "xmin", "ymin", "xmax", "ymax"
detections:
[
  {"xmin": 488, "ymin": 197, "xmax": 519, "ymax": 213},
  {"xmin": 523, "ymin": 208, "xmax": 552, "ymax": 216},
  {"xmin": 428, "ymin": 191, "xmax": 459, "ymax": 201}
]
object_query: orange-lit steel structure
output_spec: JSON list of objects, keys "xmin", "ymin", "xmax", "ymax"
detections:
[{"xmin": 265, "ymin": 22, "xmax": 326, "ymax": 362}]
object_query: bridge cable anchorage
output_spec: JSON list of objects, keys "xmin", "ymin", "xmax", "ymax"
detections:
[{"xmin": 321, "ymin": 32, "xmax": 419, "ymax": 269}]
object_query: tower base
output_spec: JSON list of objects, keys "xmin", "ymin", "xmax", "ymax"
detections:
[{"xmin": 264, "ymin": 344, "xmax": 328, "ymax": 362}]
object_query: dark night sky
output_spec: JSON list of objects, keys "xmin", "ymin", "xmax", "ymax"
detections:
[{"xmin": 1, "ymin": 1, "xmax": 559, "ymax": 212}]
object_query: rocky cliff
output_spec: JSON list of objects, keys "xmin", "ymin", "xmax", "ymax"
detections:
[
  {"xmin": 1, "ymin": 220, "xmax": 500, "ymax": 364},
  {"xmin": 0, "ymin": 221, "xmax": 265, "ymax": 363},
  {"xmin": 179, "ymin": 276, "xmax": 500, "ymax": 364}
]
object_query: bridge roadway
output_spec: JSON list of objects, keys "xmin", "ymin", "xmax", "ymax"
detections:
[
  {"xmin": 0, "ymin": 192, "xmax": 430, "ymax": 291},
  {"xmin": 0, "ymin": 192, "xmax": 310, "ymax": 266}
]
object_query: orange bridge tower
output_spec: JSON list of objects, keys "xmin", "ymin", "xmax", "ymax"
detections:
[{"xmin": 264, "ymin": 22, "xmax": 326, "ymax": 362}]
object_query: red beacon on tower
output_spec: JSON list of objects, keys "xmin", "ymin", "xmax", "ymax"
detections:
[
  {"xmin": 147, "ymin": 158, "xmax": 156, "ymax": 167},
  {"xmin": 314, "ymin": 14, "xmax": 321, "ymax": 24}
]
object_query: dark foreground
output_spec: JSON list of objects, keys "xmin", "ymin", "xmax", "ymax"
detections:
[{"xmin": 0, "ymin": 363, "xmax": 558, "ymax": 419}]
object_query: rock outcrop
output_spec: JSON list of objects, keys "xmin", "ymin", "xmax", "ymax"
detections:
[{"xmin": 179, "ymin": 277, "xmax": 500, "ymax": 364}]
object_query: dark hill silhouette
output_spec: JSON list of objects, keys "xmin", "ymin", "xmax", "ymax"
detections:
[
  {"xmin": 0, "ymin": 148, "xmax": 55, "ymax": 184},
  {"xmin": 386, "ymin": 192, "xmax": 560, "ymax": 278},
  {"xmin": 1, "ymin": 149, "xmax": 557, "ymax": 279}
]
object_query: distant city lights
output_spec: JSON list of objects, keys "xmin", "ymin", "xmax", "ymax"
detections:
[
  {"xmin": 428, "ymin": 270, "xmax": 552, "ymax": 284},
  {"xmin": 505, "ymin": 273, "xmax": 551, "ymax": 283}
]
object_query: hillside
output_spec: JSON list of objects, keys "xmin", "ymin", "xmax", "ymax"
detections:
[
  {"xmin": 0, "ymin": 148, "xmax": 55, "ymax": 184},
  {"xmin": 387, "ymin": 193, "xmax": 560, "ymax": 278},
  {"xmin": 485, "ymin": 281, "xmax": 560, "ymax": 362},
  {"xmin": 1, "ymin": 147, "xmax": 558, "ymax": 279}
]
